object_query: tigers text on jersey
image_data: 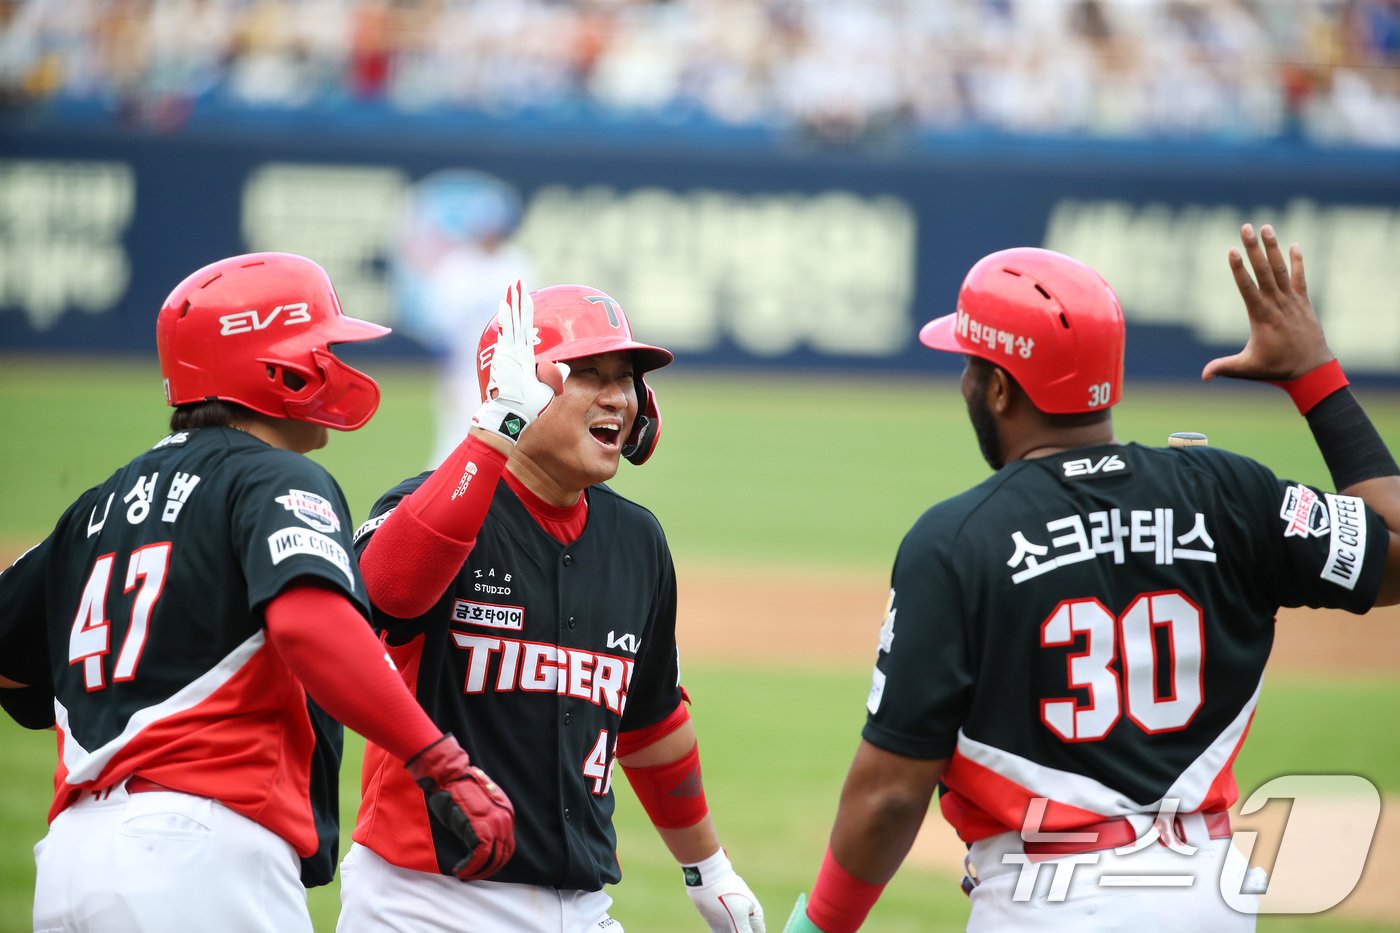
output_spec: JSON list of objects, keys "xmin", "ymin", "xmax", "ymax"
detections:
[
  {"xmin": 0, "ymin": 427, "xmax": 368, "ymax": 885},
  {"xmin": 862, "ymin": 443, "xmax": 1388, "ymax": 842},
  {"xmin": 352, "ymin": 475, "xmax": 683, "ymax": 890}
]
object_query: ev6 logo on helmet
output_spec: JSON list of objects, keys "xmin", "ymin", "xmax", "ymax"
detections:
[{"xmin": 218, "ymin": 302, "xmax": 313, "ymax": 336}]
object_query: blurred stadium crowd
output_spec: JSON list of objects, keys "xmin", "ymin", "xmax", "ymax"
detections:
[{"xmin": 1, "ymin": 0, "xmax": 1398, "ymax": 148}]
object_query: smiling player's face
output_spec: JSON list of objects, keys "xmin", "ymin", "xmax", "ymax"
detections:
[{"xmin": 515, "ymin": 351, "xmax": 638, "ymax": 493}]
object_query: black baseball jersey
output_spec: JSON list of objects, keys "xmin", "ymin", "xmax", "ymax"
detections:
[
  {"xmin": 862, "ymin": 442, "xmax": 1388, "ymax": 841},
  {"xmin": 352, "ymin": 475, "xmax": 684, "ymax": 890},
  {"xmin": 0, "ymin": 427, "xmax": 369, "ymax": 883}
]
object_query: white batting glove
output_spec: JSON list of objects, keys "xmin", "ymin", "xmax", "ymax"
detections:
[
  {"xmin": 683, "ymin": 849, "xmax": 766, "ymax": 932},
  {"xmin": 472, "ymin": 280, "xmax": 564, "ymax": 443}
]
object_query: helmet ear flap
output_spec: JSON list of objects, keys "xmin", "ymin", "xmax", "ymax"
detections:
[{"xmin": 622, "ymin": 377, "xmax": 661, "ymax": 466}]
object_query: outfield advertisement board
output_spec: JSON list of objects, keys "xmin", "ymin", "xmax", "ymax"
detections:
[{"xmin": 1, "ymin": 127, "xmax": 1398, "ymax": 381}]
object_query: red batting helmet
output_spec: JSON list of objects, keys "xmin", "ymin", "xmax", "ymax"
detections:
[
  {"xmin": 919, "ymin": 247, "xmax": 1124, "ymax": 414},
  {"xmin": 476, "ymin": 284, "xmax": 673, "ymax": 465},
  {"xmin": 157, "ymin": 253, "xmax": 390, "ymax": 430}
]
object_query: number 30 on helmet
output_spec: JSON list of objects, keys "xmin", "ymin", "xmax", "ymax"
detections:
[
  {"xmin": 475, "ymin": 284, "xmax": 673, "ymax": 465},
  {"xmin": 920, "ymin": 247, "xmax": 1125, "ymax": 415},
  {"xmin": 157, "ymin": 253, "xmax": 391, "ymax": 430}
]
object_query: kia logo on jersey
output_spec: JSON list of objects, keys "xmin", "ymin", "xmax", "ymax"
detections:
[
  {"xmin": 275, "ymin": 489, "xmax": 342, "ymax": 533},
  {"xmin": 606, "ymin": 631, "xmax": 640, "ymax": 653},
  {"xmin": 1279, "ymin": 485, "xmax": 1329, "ymax": 538}
]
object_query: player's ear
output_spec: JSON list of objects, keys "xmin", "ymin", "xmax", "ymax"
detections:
[{"xmin": 985, "ymin": 364, "xmax": 1016, "ymax": 415}]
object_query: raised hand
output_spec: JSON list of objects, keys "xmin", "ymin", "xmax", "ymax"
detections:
[
  {"xmin": 1201, "ymin": 223, "xmax": 1335, "ymax": 383},
  {"xmin": 472, "ymin": 281, "xmax": 565, "ymax": 444}
]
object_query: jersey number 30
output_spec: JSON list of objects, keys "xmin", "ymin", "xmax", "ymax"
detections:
[
  {"xmin": 1040, "ymin": 591, "xmax": 1204, "ymax": 742},
  {"xmin": 68, "ymin": 544, "xmax": 172, "ymax": 691}
]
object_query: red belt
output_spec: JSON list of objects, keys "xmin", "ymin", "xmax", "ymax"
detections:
[
  {"xmin": 1023, "ymin": 811, "xmax": 1231, "ymax": 860},
  {"xmin": 125, "ymin": 776, "xmax": 176, "ymax": 794},
  {"xmin": 82, "ymin": 776, "xmax": 176, "ymax": 802}
]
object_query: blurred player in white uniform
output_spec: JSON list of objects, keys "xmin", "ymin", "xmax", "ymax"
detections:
[{"xmin": 392, "ymin": 169, "xmax": 535, "ymax": 467}]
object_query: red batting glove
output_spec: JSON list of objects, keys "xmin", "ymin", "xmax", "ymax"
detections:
[{"xmin": 404, "ymin": 734, "xmax": 516, "ymax": 880}]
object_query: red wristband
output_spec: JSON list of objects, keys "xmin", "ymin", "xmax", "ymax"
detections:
[
  {"xmin": 1270, "ymin": 359, "xmax": 1348, "ymax": 415},
  {"xmin": 806, "ymin": 846, "xmax": 886, "ymax": 933}
]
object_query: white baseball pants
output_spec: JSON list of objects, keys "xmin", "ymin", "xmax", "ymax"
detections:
[
  {"xmin": 337, "ymin": 842, "xmax": 622, "ymax": 933},
  {"xmin": 963, "ymin": 813, "xmax": 1258, "ymax": 931},
  {"xmin": 33, "ymin": 782, "xmax": 310, "ymax": 933}
]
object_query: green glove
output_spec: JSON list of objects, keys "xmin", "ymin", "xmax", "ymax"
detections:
[{"xmin": 783, "ymin": 894, "xmax": 825, "ymax": 933}]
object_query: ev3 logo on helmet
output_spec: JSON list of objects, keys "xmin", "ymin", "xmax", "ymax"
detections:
[{"xmin": 218, "ymin": 302, "xmax": 312, "ymax": 336}]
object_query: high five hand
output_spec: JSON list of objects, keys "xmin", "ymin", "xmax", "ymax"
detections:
[
  {"xmin": 472, "ymin": 280, "xmax": 566, "ymax": 444},
  {"xmin": 1201, "ymin": 224, "xmax": 1334, "ymax": 383}
]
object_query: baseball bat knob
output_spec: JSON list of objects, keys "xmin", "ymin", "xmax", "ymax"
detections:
[{"xmin": 1168, "ymin": 432, "xmax": 1209, "ymax": 448}]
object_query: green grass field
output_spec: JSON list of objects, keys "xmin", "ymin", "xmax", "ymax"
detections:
[{"xmin": 1, "ymin": 357, "xmax": 1399, "ymax": 931}]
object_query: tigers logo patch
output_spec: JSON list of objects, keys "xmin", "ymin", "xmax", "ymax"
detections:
[
  {"xmin": 1279, "ymin": 485, "xmax": 1329, "ymax": 538},
  {"xmin": 275, "ymin": 489, "xmax": 341, "ymax": 533}
]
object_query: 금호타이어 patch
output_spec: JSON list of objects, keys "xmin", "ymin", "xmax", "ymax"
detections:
[{"xmin": 452, "ymin": 599, "xmax": 525, "ymax": 630}]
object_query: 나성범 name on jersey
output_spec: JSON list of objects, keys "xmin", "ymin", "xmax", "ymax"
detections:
[
  {"xmin": 1008, "ymin": 507, "xmax": 1216, "ymax": 584},
  {"xmin": 121, "ymin": 471, "xmax": 203, "ymax": 526}
]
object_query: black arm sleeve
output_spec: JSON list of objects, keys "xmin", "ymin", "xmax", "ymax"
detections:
[{"xmin": 1306, "ymin": 388, "xmax": 1400, "ymax": 490}]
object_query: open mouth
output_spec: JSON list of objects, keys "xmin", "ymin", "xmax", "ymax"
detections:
[{"xmin": 589, "ymin": 425, "xmax": 621, "ymax": 448}]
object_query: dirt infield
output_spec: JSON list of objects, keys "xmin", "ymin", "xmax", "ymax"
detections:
[{"xmin": 676, "ymin": 562, "xmax": 1400, "ymax": 925}]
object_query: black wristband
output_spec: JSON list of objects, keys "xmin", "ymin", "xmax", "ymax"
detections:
[{"xmin": 1305, "ymin": 387, "xmax": 1400, "ymax": 490}]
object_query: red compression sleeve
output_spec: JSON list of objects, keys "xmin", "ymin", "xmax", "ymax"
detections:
[
  {"xmin": 806, "ymin": 846, "xmax": 888, "ymax": 933},
  {"xmin": 621, "ymin": 739, "xmax": 709, "ymax": 829},
  {"xmin": 360, "ymin": 435, "xmax": 507, "ymax": 618},
  {"xmin": 264, "ymin": 585, "xmax": 441, "ymax": 762}
]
